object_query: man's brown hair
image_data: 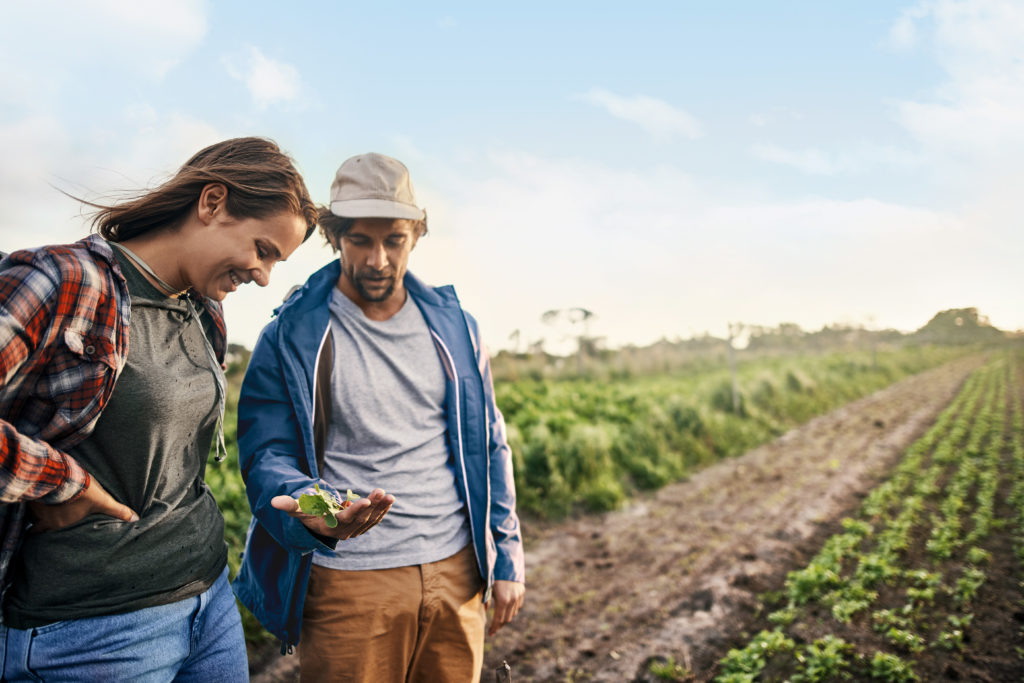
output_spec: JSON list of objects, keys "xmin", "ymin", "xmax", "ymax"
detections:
[{"xmin": 317, "ymin": 207, "xmax": 428, "ymax": 253}]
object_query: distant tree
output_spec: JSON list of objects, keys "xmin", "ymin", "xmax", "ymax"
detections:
[
  {"xmin": 914, "ymin": 307, "xmax": 1004, "ymax": 344},
  {"xmin": 508, "ymin": 328, "xmax": 522, "ymax": 354},
  {"xmin": 541, "ymin": 307, "xmax": 600, "ymax": 373}
]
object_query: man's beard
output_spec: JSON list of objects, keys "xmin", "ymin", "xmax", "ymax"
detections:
[{"xmin": 352, "ymin": 271, "xmax": 396, "ymax": 302}]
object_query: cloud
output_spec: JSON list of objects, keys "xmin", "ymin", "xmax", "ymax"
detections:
[
  {"xmin": 577, "ymin": 88, "xmax": 702, "ymax": 141},
  {"xmin": 0, "ymin": 0, "xmax": 207, "ymax": 80},
  {"xmin": 746, "ymin": 107, "xmax": 805, "ymax": 129},
  {"xmin": 751, "ymin": 144, "xmax": 836, "ymax": 175},
  {"xmin": 0, "ymin": 107, "xmax": 222, "ymax": 248},
  {"xmin": 388, "ymin": 149, "xmax": 994, "ymax": 353},
  {"xmin": 106, "ymin": 106, "xmax": 223, "ymax": 178},
  {"xmin": 892, "ymin": 0, "xmax": 1024, "ymax": 161},
  {"xmin": 888, "ymin": 3, "xmax": 931, "ymax": 49},
  {"xmin": 224, "ymin": 46, "xmax": 303, "ymax": 109},
  {"xmin": 88, "ymin": 0, "xmax": 208, "ymax": 75},
  {"xmin": 751, "ymin": 142, "xmax": 920, "ymax": 176}
]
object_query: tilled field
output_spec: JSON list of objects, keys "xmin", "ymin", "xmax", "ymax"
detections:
[
  {"xmin": 483, "ymin": 354, "xmax": 999, "ymax": 681},
  {"xmin": 255, "ymin": 354, "xmax": 1004, "ymax": 681}
]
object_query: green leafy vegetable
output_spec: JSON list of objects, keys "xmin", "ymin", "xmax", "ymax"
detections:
[{"xmin": 297, "ymin": 484, "xmax": 359, "ymax": 528}]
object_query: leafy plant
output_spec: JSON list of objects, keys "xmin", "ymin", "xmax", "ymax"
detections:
[
  {"xmin": 952, "ymin": 567, "xmax": 986, "ymax": 606},
  {"xmin": 869, "ymin": 652, "xmax": 918, "ymax": 681},
  {"xmin": 648, "ymin": 656, "xmax": 690, "ymax": 681},
  {"xmin": 792, "ymin": 635, "xmax": 852, "ymax": 682}
]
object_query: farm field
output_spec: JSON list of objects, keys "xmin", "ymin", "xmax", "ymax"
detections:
[
  {"xmin": 212, "ymin": 344, "xmax": 1002, "ymax": 680},
  {"xmin": 709, "ymin": 349, "xmax": 1024, "ymax": 682},
  {"xmin": 479, "ymin": 353, "xmax": 1000, "ymax": 680},
  {"xmin": 498, "ymin": 345, "xmax": 968, "ymax": 519}
]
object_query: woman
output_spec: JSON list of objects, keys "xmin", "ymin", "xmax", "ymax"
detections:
[{"xmin": 0, "ymin": 137, "xmax": 317, "ymax": 681}]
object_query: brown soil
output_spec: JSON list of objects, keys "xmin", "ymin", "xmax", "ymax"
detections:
[
  {"xmin": 483, "ymin": 354, "xmax": 994, "ymax": 681},
  {"xmin": 255, "ymin": 354, "xmax": 1013, "ymax": 682}
]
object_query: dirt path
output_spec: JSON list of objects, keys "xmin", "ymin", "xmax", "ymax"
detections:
[
  {"xmin": 484, "ymin": 354, "xmax": 984, "ymax": 681},
  {"xmin": 253, "ymin": 355, "xmax": 983, "ymax": 682}
]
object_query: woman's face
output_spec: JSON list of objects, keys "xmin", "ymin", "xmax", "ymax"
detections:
[{"xmin": 186, "ymin": 210, "xmax": 307, "ymax": 301}]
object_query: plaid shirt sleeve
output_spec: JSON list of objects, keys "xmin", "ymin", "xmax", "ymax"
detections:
[{"xmin": 0, "ymin": 263, "xmax": 91, "ymax": 505}]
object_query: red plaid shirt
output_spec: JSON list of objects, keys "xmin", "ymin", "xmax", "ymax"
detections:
[{"xmin": 0, "ymin": 234, "xmax": 226, "ymax": 588}]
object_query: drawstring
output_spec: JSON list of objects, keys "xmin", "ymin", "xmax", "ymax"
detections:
[
  {"xmin": 110, "ymin": 242, "xmax": 228, "ymax": 462},
  {"xmin": 109, "ymin": 242, "xmax": 186, "ymax": 297},
  {"xmin": 186, "ymin": 298, "xmax": 228, "ymax": 463}
]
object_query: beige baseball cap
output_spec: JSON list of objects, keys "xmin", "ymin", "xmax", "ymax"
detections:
[{"xmin": 329, "ymin": 153, "xmax": 425, "ymax": 220}]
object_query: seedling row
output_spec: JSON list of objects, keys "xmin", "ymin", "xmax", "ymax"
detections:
[{"xmin": 710, "ymin": 350, "xmax": 1024, "ymax": 682}]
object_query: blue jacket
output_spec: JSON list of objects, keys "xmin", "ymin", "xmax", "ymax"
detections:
[{"xmin": 231, "ymin": 261, "xmax": 525, "ymax": 649}]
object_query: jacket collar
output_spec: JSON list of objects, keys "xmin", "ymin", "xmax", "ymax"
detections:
[{"xmin": 275, "ymin": 260, "xmax": 458, "ymax": 318}]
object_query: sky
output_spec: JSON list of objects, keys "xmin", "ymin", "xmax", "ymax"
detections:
[{"xmin": 1, "ymin": 1, "xmax": 1021, "ymax": 354}]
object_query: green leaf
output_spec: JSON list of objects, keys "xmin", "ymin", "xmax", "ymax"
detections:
[{"xmin": 297, "ymin": 484, "xmax": 344, "ymax": 526}]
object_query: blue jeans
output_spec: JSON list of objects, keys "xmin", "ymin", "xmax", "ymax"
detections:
[{"xmin": 0, "ymin": 566, "xmax": 247, "ymax": 682}]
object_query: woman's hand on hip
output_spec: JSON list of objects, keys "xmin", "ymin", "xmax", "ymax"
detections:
[{"xmin": 29, "ymin": 476, "xmax": 139, "ymax": 532}]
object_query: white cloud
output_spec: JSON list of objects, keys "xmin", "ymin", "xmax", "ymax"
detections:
[
  {"xmin": 577, "ymin": 88, "xmax": 702, "ymax": 141},
  {"xmin": 751, "ymin": 144, "xmax": 836, "ymax": 175},
  {"xmin": 0, "ymin": 0, "xmax": 207, "ymax": 80},
  {"xmin": 224, "ymin": 46, "xmax": 303, "ymax": 109},
  {"xmin": 746, "ymin": 107, "xmax": 805, "ymax": 129},
  {"xmin": 105, "ymin": 106, "xmax": 224, "ymax": 180},
  {"xmin": 0, "ymin": 0, "xmax": 214, "ymax": 248},
  {"xmin": 888, "ymin": 3, "xmax": 930, "ymax": 49},
  {"xmin": 386, "ymin": 149, "xmax": 1000, "ymax": 353},
  {"xmin": 0, "ymin": 114, "xmax": 78, "ymax": 246},
  {"xmin": 88, "ymin": 0, "xmax": 208, "ymax": 75},
  {"xmin": 0, "ymin": 107, "xmax": 222, "ymax": 249},
  {"xmin": 892, "ymin": 0, "xmax": 1024, "ymax": 162},
  {"xmin": 751, "ymin": 142, "xmax": 920, "ymax": 176}
]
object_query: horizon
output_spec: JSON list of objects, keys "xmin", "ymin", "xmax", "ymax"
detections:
[{"xmin": 2, "ymin": 1, "xmax": 1021, "ymax": 353}]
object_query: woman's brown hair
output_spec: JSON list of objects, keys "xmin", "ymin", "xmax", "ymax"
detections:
[{"xmin": 90, "ymin": 137, "xmax": 318, "ymax": 242}]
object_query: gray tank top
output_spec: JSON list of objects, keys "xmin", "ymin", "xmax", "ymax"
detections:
[
  {"xmin": 314, "ymin": 286, "xmax": 470, "ymax": 570},
  {"xmin": 3, "ymin": 250, "xmax": 226, "ymax": 628}
]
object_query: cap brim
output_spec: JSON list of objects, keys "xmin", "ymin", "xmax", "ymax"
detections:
[{"xmin": 330, "ymin": 199, "xmax": 424, "ymax": 221}]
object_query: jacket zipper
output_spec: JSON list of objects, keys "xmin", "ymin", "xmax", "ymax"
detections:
[
  {"xmin": 430, "ymin": 330, "xmax": 480, "ymax": 576},
  {"xmin": 310, "ymin": 322, "xmax": 332, "ymax": 473},
  {"xmin": 281, "ymin": 323, "xmax": 331, "ymax": 654}
]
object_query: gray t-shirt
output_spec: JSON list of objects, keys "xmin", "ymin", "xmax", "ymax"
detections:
[
  {"xmin": 314, "ymin": 287, "xmax": 470, "ymax": 571},
  {"xmin": 4, "ymin": 250, "xmax": 226, "ymax": 628}
]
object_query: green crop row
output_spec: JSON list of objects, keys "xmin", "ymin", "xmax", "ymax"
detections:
[{"xmin": 712, "ymin": 352, "xmax": 1020, "ymax": 682}]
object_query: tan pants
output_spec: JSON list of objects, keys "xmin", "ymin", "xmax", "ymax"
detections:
[{"xmin": 299, "ymin": 544, "xmax": 485, "ymax": 683}]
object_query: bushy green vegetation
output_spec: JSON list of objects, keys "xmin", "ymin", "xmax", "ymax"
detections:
[
  {"xmin": 500, "ymin": 346, "xmax": 966, "ymax": 518},
  {"xmin": 713, "ymin": 350, "xmax": 1024, "ymax": 681}
]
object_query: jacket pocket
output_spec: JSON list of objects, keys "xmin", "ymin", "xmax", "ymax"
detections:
[{"xmin": 460, "ymin": 377, "xmax": 487, "ymax": 458}]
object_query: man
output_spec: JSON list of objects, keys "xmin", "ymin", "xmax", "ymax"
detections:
[{"xmin": 233, "ymin": 153, "xmax": 525, "ymax": 681}]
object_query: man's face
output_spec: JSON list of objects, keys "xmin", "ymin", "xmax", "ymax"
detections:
[{"xmin": 337, "ymin": 218, "xmax": 419, "ymax": 305}]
